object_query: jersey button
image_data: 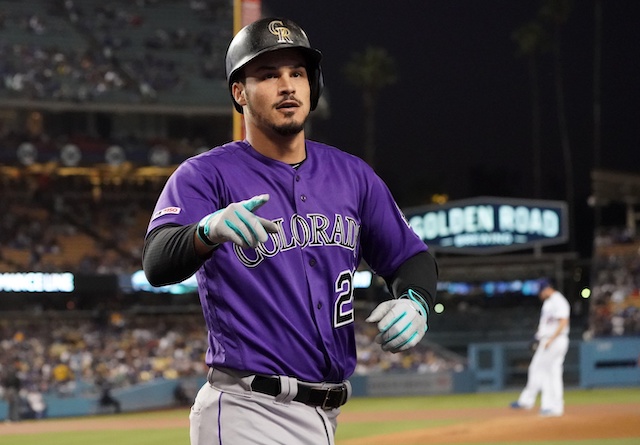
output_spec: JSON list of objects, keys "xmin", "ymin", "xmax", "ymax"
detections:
[
  {"xmin": 295, "ymin": 175, "xmax": 301, "ymax": 182},
  {"xmin": 300, "ymin": 194, "xmax": 307, "ymax": 202},
  {"xmin": 309, "ymin": 258, "xmax": 317, "ymax": 267},
  {"xmin": 317, "ymin": 302, "xmax": 322, "ymax": 309}
]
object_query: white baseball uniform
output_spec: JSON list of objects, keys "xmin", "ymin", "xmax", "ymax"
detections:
[{"xmin": 517, "ymin": 290, "xmax": 570, "ymax": 415}]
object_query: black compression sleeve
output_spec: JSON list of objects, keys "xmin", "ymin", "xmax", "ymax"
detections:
[
  {"xmin": 142, "ymin": 223, "xmax": 206, "ymax": 286},
  {"xmin": 386, "ymin": 251, "xmax": 438, "ymax": 311}
]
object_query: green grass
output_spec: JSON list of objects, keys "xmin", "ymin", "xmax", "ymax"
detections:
[
  {"xmin": 1, "ymin": 429, "xmax": 188, "ymax": 445},
  {"xmin": 340, "ymin": 386, "xmax": 640, "ymax": 412},
  {"xmin": 1, "ymin": 387, "xmax": 638, "ymax": 445},
  {"xmin": 335, "ymin": 387, "xmax": 640, "ymax": 445},
  {"xmin": 3, "ymin": 429, "xmax": 638, "ymax": 445}
]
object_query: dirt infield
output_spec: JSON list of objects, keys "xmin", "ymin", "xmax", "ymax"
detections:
[
  {"xmin": 339, "ymin": 404, "xmax": 640, "ymax": 444},
  {"xmin": 1, "ymin": 403, "xmax": 639, "ymax": 444}
]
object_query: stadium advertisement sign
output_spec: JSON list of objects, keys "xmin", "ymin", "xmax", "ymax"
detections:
[
  {"xmin": 404, "ymin": 196, "xmax": 568, "ymax": 254},
  {"xmin": 0, "ymin": 272, "xmax": 74, "ymax": 293}
]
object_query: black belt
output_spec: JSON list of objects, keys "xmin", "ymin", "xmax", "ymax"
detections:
[{"xmin": 250, "ymin": 376, "xmax": 348, "ymax": 410}]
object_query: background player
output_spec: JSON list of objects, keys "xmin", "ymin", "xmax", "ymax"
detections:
[
  {"xmin": 511, "ymin": 279, "xmax": 570, "ymax": 417},
  {"xmin": 142, "ymin": 17, "xmax": 438, "ymax": 445}
]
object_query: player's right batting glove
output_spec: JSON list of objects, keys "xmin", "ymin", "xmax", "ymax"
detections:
[
  {"xmin": 197, "ymin": 194, "xmax": 278, "ymax": 249},
  {"xmin": 366, "ymin": 289, "xmax": 429, "ymax": 353}
]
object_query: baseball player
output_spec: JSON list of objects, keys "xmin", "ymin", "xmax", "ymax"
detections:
[
  {"xmin": 511, "ymin": 280, "xmax": 570, "ymax": 417},
  {"xmin": 143, "ymin": 17, "xmax": 438, "ymax": 445}
]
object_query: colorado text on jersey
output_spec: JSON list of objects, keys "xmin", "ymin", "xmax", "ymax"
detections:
[{"xmin": 233, "ymin": 212, "xmax": 360, "ymax": 267}]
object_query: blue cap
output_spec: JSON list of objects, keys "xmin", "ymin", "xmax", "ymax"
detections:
[{"xmin": 539, "ymin": 279, "xmax": 552, "ymax": 290}]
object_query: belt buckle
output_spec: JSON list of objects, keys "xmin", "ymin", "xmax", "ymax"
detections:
[{"xmin": 321, "ymin": 386, "xmax": 344, "ymax": 410}]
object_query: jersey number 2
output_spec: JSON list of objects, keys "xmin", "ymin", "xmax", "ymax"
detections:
[{"xmin": 334, "ymin": 270, "xmax": 355, "ymax": 328}]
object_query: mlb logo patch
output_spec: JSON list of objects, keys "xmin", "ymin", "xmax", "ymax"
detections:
[{"xmin": 152, "ymin": 206, "xmax": 181, "ymax": 220}]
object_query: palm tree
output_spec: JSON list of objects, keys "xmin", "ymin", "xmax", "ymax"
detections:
[
  {"xmin": 539, "ymin": 0, "xmax": 576, "ymax": 251},
  {"xmin": 593, "ymin": 0, "xmax": 603, "ymax": 228},
  {"xmin": 512, "ymin": 20, "xmax": 549, "ymax": 199},
  {"xmin": 344, "ymin": 47, "xmax": 397, "ymax": 169}
]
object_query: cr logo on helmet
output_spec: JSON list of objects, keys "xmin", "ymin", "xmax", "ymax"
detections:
[{"xmin": 268, "ymin": 20, "xmax": 293, "ymax": 44}]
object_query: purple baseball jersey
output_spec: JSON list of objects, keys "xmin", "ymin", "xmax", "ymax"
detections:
[{"xmin": 146, "ymin": 140, "xmax": 427, "ymax": 383}]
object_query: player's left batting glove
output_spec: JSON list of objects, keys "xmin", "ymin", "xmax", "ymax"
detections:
[{"xmin": 365, "ymin": 289, "xmax": 429, "ymax": 353}]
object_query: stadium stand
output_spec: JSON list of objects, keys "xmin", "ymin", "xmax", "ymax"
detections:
[
  {"xmin": 586, "ymin": 170, "xmax": 640, "ymax": 338},
  {"xmin": 0, "ymin": 0, "xmax": 231, "ymax": 106},
  {"xmin": 587, "ymin": 229, "xmax": 640, "ymax": 337},
  {"xmin": 0, "ymin": 309, "xmax": 466, "ymax": 410},
  {"xmin": 1, "ymin": 0, "xmax": 637, "ymax": 421}
]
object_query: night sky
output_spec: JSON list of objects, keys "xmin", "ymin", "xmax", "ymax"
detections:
[{"xmin": 260, "ymin": 0, "xmax": 640, "ymax": 255}]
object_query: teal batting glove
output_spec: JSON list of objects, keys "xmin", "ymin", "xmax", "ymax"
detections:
[
  {"xmin": 365, "ymin": 289, "xmax": 429, "ymax": 353},
  {"xmin": 197, "ymin": 194, "xmax": 278, "ymax": 249}
]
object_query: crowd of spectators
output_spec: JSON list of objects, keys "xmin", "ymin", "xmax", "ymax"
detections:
[
  {"xmin": 0, "ymin": 0, "xmax": 134, "ymax": 102},
  {"xmin": 0, "ymin": 168, "xmax": 153, "ymax": 274},
  {"xmin": 0, "ymin": 0, "xmax": 232, "ymax": 103},
  {"xmin": 0, "ymin": 1, "xmax": 635, "ymax": 405},
  {"xmin": 0, "ymin": 42, "xmax": 129, "ymax": 102},
  {"xmin": 587, "ymin": 226, "xmax": 640, "ymax": 338},
  {"xmin": 0, "ymin": 309, "xmax": 466, "ymax": 420},
  {"xmin": 0, "ymin": 157, "xmax": 466, "ymax": 412},
  {"xmin": 0, "ymin": 312, "xmax": 209, "ymax": 396},
  {"xmin": 5, "ymin": 0, "xmax": 638, "ymax": 424},
  {"xmin": 0, "ymin": 120, "xmax": 207, "ymax": 275},
  {"xmin": 0, "ymin": 311, "xmax": 207, "ymax": 419},
  {"xmin": 353, "ymin": 312, "xmax": 465, "ymax": 375}
]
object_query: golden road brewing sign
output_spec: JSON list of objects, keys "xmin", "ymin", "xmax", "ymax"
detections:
[{"xmin": 405, "ymin": 197, "xmax": 569, "ymax": 255}]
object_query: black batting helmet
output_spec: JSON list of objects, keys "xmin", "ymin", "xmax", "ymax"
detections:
[{"xmin": 225, "ymin": 17, "xmax": 324, "ymax": 113}]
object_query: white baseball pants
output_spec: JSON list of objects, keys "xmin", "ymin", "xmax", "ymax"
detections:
[
  {"xmin": 517, "ymin": 335, "xmax": 569, "ymax": 414},
  {"xmin": 190, "ymin": 368, "xmax": 342, "ymax": 445}
]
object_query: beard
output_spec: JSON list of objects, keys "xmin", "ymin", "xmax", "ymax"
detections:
[
  {"xmin": 272, "ymin": 120, "xmax": 305, "ymax": 136},
  {"xmin": 246, "ymin": 95, "xmax": 308, "ymax": 137}
]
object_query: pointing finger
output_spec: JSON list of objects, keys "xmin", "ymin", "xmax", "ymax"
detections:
[{"xmin": 242, "ymin": 194, "xmax": 270, "ymax": 212}]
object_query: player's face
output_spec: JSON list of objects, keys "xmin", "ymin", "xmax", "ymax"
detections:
[
  {"xmin": 539, "ymin": 286, "xmax": 552, "ymax": 300},
  {"xmin": 236, "ymin": 49, "xmax": 311, "ymax": 136}
]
